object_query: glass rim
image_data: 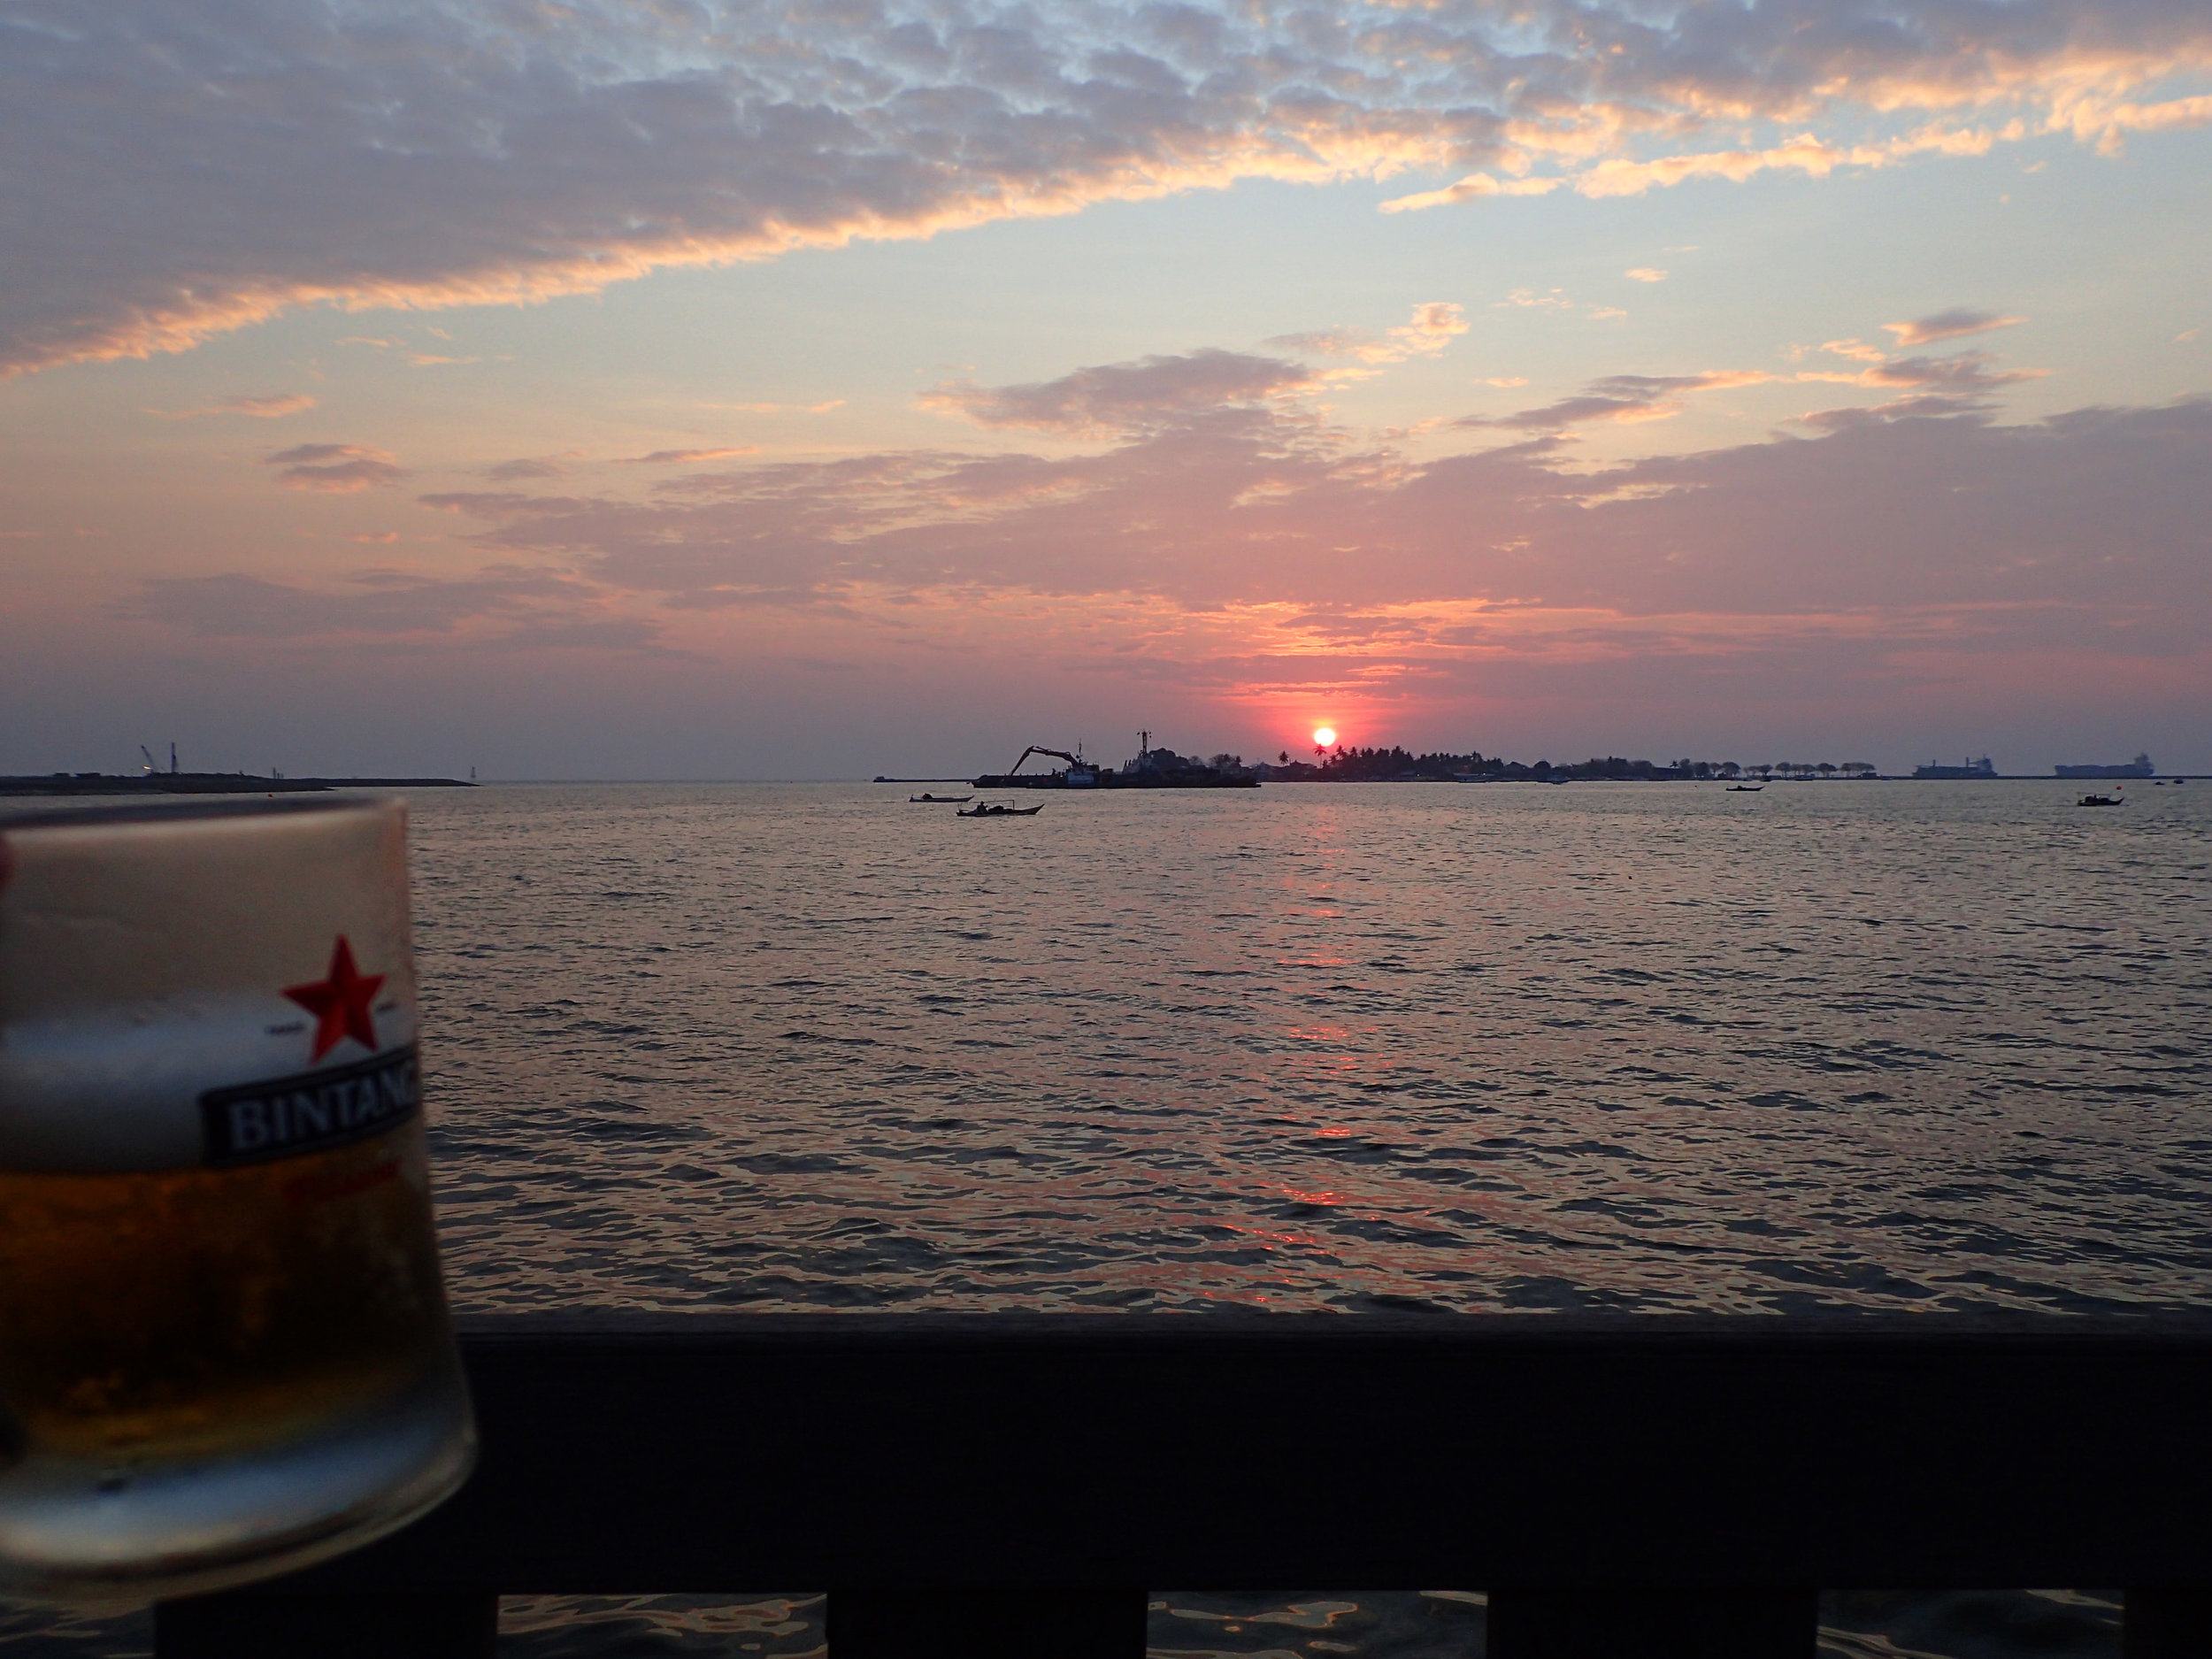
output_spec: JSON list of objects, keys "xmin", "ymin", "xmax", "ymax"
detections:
[{"xmin": 0, "ymin": 795, "xmax": 399, "ymax": 837}]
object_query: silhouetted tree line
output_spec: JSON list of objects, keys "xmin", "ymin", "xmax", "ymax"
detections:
[{"xmin": 1257, "ymin": 747, "xmax": 1882, "ymax": 782}]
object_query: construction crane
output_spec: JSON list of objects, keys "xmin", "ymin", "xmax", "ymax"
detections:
[
  {"xmin": 1003, "ymin": 745, "xmax": 1086, "ymax": 776},
  {"xmin": 139, "ymin": 745, "xmax": 159, "ymax": 775},
  {"xmin": 972, "ymin": 743, "xmax": 1103, "ymax": 790}
]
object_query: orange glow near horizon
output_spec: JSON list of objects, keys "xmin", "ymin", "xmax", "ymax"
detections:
[{"xmin": 1312, "ymin": 726, "xmax": 1337, "ymax": 748}]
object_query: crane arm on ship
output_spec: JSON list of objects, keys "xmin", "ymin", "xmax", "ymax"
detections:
[{"xmin": 1005, "ymin": 745, "xmax": 1085, "ymax": 775}]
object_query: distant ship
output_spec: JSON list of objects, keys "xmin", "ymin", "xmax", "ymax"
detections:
[
  {"xmin": 2055, "ymin": 753, "xmax": 2154, "ymax": 780},
  {"xmin": 1912, "ymin": 757, "xmax": 1998, "ymax": 780},
  {"xmin": 972, "ymin": 735, "xmax": 1259, "ymax": 790}
]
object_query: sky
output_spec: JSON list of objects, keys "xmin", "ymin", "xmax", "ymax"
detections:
[{"xmin": 2, "ymin": 0, "xmax": 2208, "ymax": 780}]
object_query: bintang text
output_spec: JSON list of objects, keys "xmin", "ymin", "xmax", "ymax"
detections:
[{"xmin": 1264, "ymin": 748, "xmax": 1878, "ymax": 782}]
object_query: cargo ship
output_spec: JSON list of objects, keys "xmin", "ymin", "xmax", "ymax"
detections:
[
  {"xmin": 2055, "ymin": 754, "xmax": 2154, "ymax": 780},
  {"xmin": 1911, "ymin": 757, "xmax": 1999, "ymax": 780}
]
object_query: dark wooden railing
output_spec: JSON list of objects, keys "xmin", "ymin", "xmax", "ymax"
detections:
[{"xmin": 155, "ymin": 1315, "xmax": 2212, "ymax": 1658}]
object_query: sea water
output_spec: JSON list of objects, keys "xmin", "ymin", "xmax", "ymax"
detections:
[
  {"xmin": 412, "ymin": 780, "xmax": 2211, "ymax": 1315},
  {"xmin": 4, "ymin": 778, "xmax": 2204, "ymax": 1655}
]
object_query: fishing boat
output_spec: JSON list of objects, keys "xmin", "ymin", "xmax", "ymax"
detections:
[
  {"xmin": 909, "ymin": 793, "xmax": 972, "ymax": 803},
  {"xmin": 1727, "ymin": 784, "xmax": 1763, "ymax": 792},
  {"xmin": 958, "ymin": 803, "xmax": 1043, "ymax": 818},
  {"xmin": 2078, "ymin": 790, "xmax": 2125, "ymax": 808}
]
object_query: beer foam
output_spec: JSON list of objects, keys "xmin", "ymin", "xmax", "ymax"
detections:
[
  {"xmin": 0, "ymin": 800, "xmax": 412, "ymax": 1021},
  {"xmin": 0, "ymin": 995, "xmax": 419, "ymax": 1171},
  {"xmin": 1, "ymin": 800, "xmax": 422, "ymax": 1172}
]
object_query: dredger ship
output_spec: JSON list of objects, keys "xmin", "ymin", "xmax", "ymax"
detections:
[{"xmin": 971, "ymin": 735, "xmax": 1259, "ymax": 790}]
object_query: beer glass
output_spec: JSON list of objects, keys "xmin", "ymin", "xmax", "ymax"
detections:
[{"xmin": 0, "ymin": 797, "xmax": 475, "ymax": 1603}]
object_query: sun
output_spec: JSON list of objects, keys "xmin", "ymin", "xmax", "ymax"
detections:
[{"xmin": 1312, "ymin": 726, "xmax": 1336, "ymax": 748}]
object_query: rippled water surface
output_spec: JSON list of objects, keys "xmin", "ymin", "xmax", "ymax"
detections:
[
  {"xmin": 4, "ymin": 780, "xmax": 2201, "ymax": 1656},
  {"xmin": 398, "ymin": 780, "xmax": 2212, "ymax": 1314}
]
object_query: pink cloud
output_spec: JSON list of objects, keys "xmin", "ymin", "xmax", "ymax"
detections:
[
  {"xmin": 1461, "ymin": 370, "xmax": 1774, "ymax": 430},
  {"xmin": 921, "ymin": 349, "xmax": 1316, "ymax": 434},
  {"xmin": 1379, "ymin": 173, "xmax": 1562, "ymax": 213},
  {"xmin": 616, "ymin": 447, "xmax": 762, "ymax": 465},
  {"xmin": 483, "ymin": 457, "xmax": 572, "ymax": 481},
  {"xmin": 119, "ymin": 565, "xmax": 668, "ymax": 652},
  {"xmin": 1884, "ymin": 309, "xmax": 2027, "ymax": 347},
  {"xmin": 264, "ymin": 442, "xmax": 402, "ymax": 491},
  {"xmin": 1571, "ymin": 124, "xmax": 2010, "ymax": 199},
  {"xmin": 387, "ymin": 343, "xmax": 2211, "ymax": 653},
  {"xmin": 150, "ymin": 391, "xmax": 316, "ymax": 419},
  {"xmin": 87, "ymin": 340, "xmax": 2210, "ymax": 770},
  {"xmin": 1268, "ymin": 303, "xmax": 1469, "ymax": 369}
]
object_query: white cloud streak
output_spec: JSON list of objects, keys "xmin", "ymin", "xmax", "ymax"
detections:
[
  {"xmin": 1885, "ymin": 309, "xmax": 2029, "ymax": 346},
  {"xmin": 921, "ymin": 349, "xmax": 1315, "ymax": 434},
  {"xmin": 1379, "ymin": 173, "xmax": 1563, "ymax": 213},
  {"xmin": 617, "ymin": 447, "xmax": 762, "ymax": 465},
  {"xmin": 1461, "ymin": 371, "xmax": 1778, "ymax": 431},
  {"xmin": 1268, "ymin": 303, "xmax": 1469, "ymax": 369},
  {"xmin": 149, "ymin": 392, "xmax": 317, "ymax": 420}
]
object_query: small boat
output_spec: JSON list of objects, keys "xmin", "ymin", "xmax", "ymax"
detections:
[
  {"xmin": 1727, "ymin": 784, "xmax": 1763, "ymax": 792},
  {"xmin": 958, "ymin": 803, "xmax": 1043, "ymax": 818},
  {"xmin": 2078, "ymin": 791, "xmax": 2124, "ymax": 807},
  {"xmin": 909, "ymin": 793, "xmax": 972, "ymax": 803}
]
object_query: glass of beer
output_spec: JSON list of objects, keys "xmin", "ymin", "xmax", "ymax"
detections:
[{"xmin": 0, "ymin": 796, "xmax": 475, "ymax": 1604}]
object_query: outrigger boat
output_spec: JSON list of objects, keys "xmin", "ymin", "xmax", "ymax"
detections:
[
  {"xmin": 909, "ymin": 793, "xmax": 972, "ymax": 803},
  {"xmin": 958, "ymin": 803, "xmax": 1043, "ymax": 818},
  {"xmin": 1727, "ymin": 784, "xmax": 1763, "ymax": 792}
]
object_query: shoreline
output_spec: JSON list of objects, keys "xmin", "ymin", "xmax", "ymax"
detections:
[{"xmin": 0, "ymin": 773, "xmax": 476, "ymax": 796}]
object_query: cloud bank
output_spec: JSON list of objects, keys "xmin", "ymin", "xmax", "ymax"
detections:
[
  {"xmin": 315, "ymin": 347, "xmax": 2208, "ymax": 711},
  {"xmin": 7, "ymin": 0, "xmax": 2208, "ymax": 374}
]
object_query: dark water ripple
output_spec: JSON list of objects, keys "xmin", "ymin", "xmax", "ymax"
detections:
[{"xmin": 399, "ymin": 780, "xmax": 2212, "ymax": 1314}]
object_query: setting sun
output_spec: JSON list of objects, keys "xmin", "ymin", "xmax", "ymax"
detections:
[{"xmin": 1312, "ymin": 726, "xmax": 1336, "ymax": 748}]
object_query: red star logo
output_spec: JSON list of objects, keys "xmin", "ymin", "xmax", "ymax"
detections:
[{"xmin": 284, "ymin": 936, "xmax": 386, "ymax": 1063}]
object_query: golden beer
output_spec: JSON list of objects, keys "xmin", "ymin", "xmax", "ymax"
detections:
[{"xmin": 0, "ymin": 798, "xmax": 474, "ymax": 1603}]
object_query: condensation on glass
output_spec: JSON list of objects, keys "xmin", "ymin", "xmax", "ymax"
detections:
[{"xmin": 0, "ymin": 797, "xmax": 475, "ymax": 1604}]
